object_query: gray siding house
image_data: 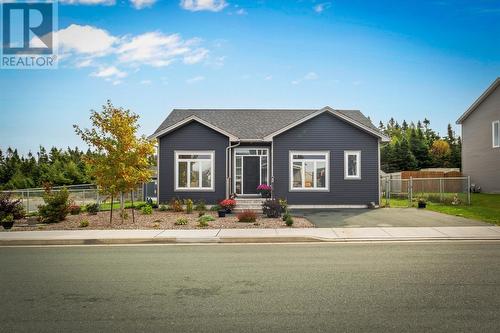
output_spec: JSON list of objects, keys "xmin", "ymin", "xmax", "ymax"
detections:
[
  {"xmin": 151, "ymin": 106, "xmax": 389, "ymax": 207},
  {"xmin": 456, "ymin": 78, "xmax": 500, "ymax": 193}
]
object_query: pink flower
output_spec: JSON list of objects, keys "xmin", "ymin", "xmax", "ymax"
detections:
[{"xmin": 257, "ymin": 184, "xmax": 272, "ymax": 191}]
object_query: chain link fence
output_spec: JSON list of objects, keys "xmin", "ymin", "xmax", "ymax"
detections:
[
  {"xmin": 1, "ymin": 184, "xmax": 145, "ymax": 213},
  {"xmin": 381, "ymin": 176, "xmax": 471, "ymax": 207}
]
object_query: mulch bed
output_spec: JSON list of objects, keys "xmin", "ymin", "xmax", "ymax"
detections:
[{"xmin": 4, "ymin": 210, "xmax": 313, "ymax": 231}]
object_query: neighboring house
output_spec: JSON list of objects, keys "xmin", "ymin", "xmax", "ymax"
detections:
[
  {"xmin": 150, "ymin": 106, "xmax": 390, "ymax": 208},
  {"xmin": 456, "ymin": 78, "xmax": 500, "ymax": 193}
]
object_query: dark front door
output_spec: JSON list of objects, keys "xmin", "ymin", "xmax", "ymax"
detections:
[{"xmin": 243, "ymin": 156, "xmax": 260, "ymax": 194}]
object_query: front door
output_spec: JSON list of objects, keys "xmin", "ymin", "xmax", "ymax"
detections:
[{"xmin": 243, "ymin": 156, "xmax": 260, "ymax": 194}]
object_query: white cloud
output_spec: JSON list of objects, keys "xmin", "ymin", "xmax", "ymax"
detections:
[
  {"xmin": 91, "ymin": 66, "xmax": 127, "ymax": 79},
  {"xmin": 183, "ymin": 48, "xmax": 209, "ymax": 64},
  {"xmin": 186, "ymin": 76, "xmax": 205, "ymax": 84},
  {"xmin": 180, "ymin": 0, "xmax": 228, "ymax": 12},
  {"xmin": 292, "ymin": 72, "xmax": 319, "ymax": 85},
  {"xmin": 140, "ymin": 79, "xmax": 152, "ymax": 85},
  {"xmin": 235, "ymin": 8, "xmax": 247, "ymax": 15},
  {"xmin": 75, "ymin": 59, "xmax": 93, "ymax": 68},
  {"xmin": 57, "ymin": 24, "xmax": 117, "ymax": 56},
  {"xmin": 314, "ymin": 2, "xmax": 331, "ymax": 13},
  {"xmin": 130, "ymin": 0, "xmax": 156, "ymax": 9},
  {"xmin": 117, "ymin": 32, "xmax": 206, "ymax": 67},
  {"xmin": 304, "ymin": 72, "xmax": 319, "ymax": 80},
  {"xmin": 60, "ymin": 0, "xmax": 116, "ymax": 5},
  {"xmin": 264, "ymin": 75, "xmax": 273, "ymax": 80}
]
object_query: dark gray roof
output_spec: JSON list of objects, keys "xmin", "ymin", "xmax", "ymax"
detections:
[{"xmin": 153, "ymin": 108, "xmax": 381, "ymax": 140}]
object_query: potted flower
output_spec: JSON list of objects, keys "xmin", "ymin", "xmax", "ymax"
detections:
[
  {"xmin": 417, "ymin": 198, "xmax": 427, "ymax": 209},
  {"xmin": 1, "ymin": 214, "xmax": 15, "ymax": 230},
  {"xmin": 257, "ymin": 184, "xmax": 272, "ymax": 198},
  {"xmin": 220, "ymin": 199, "xmax": 236, "ymax": 213}
]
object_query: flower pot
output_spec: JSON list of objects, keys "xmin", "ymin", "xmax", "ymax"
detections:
[
  {"xmin": 218, "ymin": 210, "xmax": 226, "ymax": 218},
  {"xmin": 2, "ymin": 221, "xmax": 14, "ymax": 230},
  {"xmin": 225, "ymin": 208, "xmax": 232, "ymax": 214},
  {"xmin": 418, "ymin": 202, "xmax": 426, "ymax": 209},
  {"xmin": 260, "ymin": 191, "xmax": 271, "ymax": 198}
]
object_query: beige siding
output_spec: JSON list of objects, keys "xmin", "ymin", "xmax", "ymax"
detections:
[{"xmin": 462, "ymin": 85, "xmax": 500, "ymax": 193}]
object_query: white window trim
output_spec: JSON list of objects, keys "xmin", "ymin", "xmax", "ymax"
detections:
[
  {"xmin": 493, "ymin": 120, "xmax": 500, "ymax": 148},
  {"xmin": 174, "ymin": 150, "xmax": 215, "ymax": 192},
  {"xmin": 344, "ymin": 150, "xmax": 361, "ymax": 180},
  {"xmin": 289, "ymin": 151, "xmax": 330, "ymax": 192}
]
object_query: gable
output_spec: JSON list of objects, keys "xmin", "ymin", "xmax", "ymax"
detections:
[{"xmin": 457, "ymin": 78, "xmax": 500, "ymax": 124}]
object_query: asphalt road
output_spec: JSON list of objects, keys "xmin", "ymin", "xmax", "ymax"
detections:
[{"xmin": 1, "ymin": 242, "xmax": 499, "ymax": 332}]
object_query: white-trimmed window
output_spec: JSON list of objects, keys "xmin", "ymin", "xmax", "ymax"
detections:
[
  {"xmin": 344, "ymin": 151, "xmax": 361, "ymax": 179},
  {"xmin": 175, "ymin": 151, "xmax": 214, "ymax": 191},
  {"xmin": 289, "ymin": 151, "xmax": 329, "ymax": 191},
  {"xmin": 493, "ymin": 121, "xmax": 500, "ymax": 148}
]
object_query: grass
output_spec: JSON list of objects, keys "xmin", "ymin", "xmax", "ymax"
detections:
[
  {"xmin": 99, "ymin": 201, "xmax": 147, "ymax": 211},
  {"xmin": 384, "ymin": 193, "xmax": 500, "ymax": 225}
]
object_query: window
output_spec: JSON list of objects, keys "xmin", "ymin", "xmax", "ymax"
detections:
[
  {"xmin": 493, "ymin": 121, "xmax": 500, "ymax": 148},
  {"xmin": 289, "ymin": 151, "xmax": 329, "ymax": 191},
  {"xmin": 344, "ymin": 151, "xmax": 361, "ymax": 179},
  {"xmin": 175, "ymin": 151, "xmax": 214, "ymax": 191}
]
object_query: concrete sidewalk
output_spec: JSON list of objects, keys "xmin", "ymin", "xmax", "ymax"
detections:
[{"xmin": 1, "ymin": 226, "xmax": 500, "ymax": 245}]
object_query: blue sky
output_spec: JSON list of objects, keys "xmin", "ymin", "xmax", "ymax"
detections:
[{"xmin": 1, "ymin": 0, "xmax": 499, "ymax": 154}]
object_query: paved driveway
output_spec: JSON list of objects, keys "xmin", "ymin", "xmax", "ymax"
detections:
[{"xmin": 291, "ymin": 208, "xmax": 490, "ymax": 228}]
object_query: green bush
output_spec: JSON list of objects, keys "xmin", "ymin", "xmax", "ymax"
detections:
[
  {"xmin": 85, "ymin": 203, "xmax": 100, "ymax": 215},
  {"xmin": 195, "ymin": 200, "xmax": 206, "ymax": 211},
  {"xmin": 134, "ymin": 202, "xmax": 147, "ymax": 210},
  {"xmin": 282, "ymin": 212, "xmax": 291, "ymax": 222},
  {"xmin": 159, "ymin": 204, "xmax": 169, "ymax": 211},
  {"xmin": 141, "ymin": 205, "xmax": 153, "ymax": 215},
  {"xmin": 198, "ymin": 214, "xmax": 215, "ymax": 227},
  {"xmin": 285, "ymin": 215, "xmax": 294, "ymax": 227},
  {"xmin": 198, "ymin": 211, "xmax": 205, "ymax": 217},
  {"xmin": 175, "ymin": 217, "xmax": 188, "ymax": 225},
  {"xmin": 1, "ymin": 214, "xmax": 14, "ymax": 223},
  {"xmin": 185, "ymin": 199, "xmax": 193, "ymax": 214},
  {"xmin": 262, "ymin": 199, "xmax": 282, "ymax": 218},
  {"xmin": 0, "ymin": 192, "xmax": 25, "ymax": 221},
  {"xmin": 79, "ymin": 219, "xmax": 89, "ymax": 228},
  {"xmin": 210, "ymin": 204, "xmax": 222, "ymax": 211},
  {"xmin": 38, "ymin": 187, "xmax": 70, "ymax": 223}
]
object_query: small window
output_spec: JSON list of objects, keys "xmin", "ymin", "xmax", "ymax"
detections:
[
  {"xmin": 175, "ymin": 151, "xmax": 214, "ymax": 191},
  {"xmin": 344, "ymin": 151, "xmax": 361, "ymax": 179},
  {"xmin": 289, "ymin": 151, "xmax": 329, "ymax": 191},
  {"xmin": 493, "ymin": 121, "xmax": 500, "ymax": 148}
]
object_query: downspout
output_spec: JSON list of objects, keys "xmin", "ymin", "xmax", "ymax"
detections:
[{"xmin": 226, "ymin": 141, "xmax": 241, "ymax": 198}]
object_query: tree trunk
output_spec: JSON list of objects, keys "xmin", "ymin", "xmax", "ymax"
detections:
[
  {"xmin": 120, "ymin": 191, "xmax": 125, "ymax": 224},
  {"xmin": 131, "ymin": 190, "xmax": 135, "ymax": 224},
  {"xmin": 110, "ymin": 194, "xmax": 114, "ymax": 225}
]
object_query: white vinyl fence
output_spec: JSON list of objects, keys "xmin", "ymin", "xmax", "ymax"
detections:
[
  {"xmin": 381, "ymin": 176, "xmax": 471, "ymax": 206},
  {"xmin": 2, "ymin": 184, "xmax": 144, "ymax": 213}
]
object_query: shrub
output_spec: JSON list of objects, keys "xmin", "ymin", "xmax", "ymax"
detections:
[
  {"xmin": 210, "ymin": 204, "xmax": 222, "ymax": 211},
  {"xmin": 0, "ymin": 192, "xmax": 25, "ymax": 221},
  {"xmin": 185, "ymin": 199, "xmax": 193, "ymax": 214},
  {"xmin": 1, "ymin": 214, "xmax": 14, "ymax": 223},
  {"xmin": 120, "ymin": 210, "xmax": 129, "ymax": 219},
  {"xmin": 38, "ymin": 187, "xmax": 70, "ymax": 223},
  {"xmin": 146, "ymin": 197, "xmax": 158, "ymax": 209},
  {"xmin": 198, "ymin": 211, "xmax": 205, "ymax": 217},
  {"xmin": 195, "ymin": 200, "xmax": 206, "ymax": 212},
  {"xmin": 133, "ymin": 202, "xmax": 147, "ymax": 210},
  {"xmin": 175, "ymin": 217, "xmax": 188, "ymax": 225},
  {"xmin": 170, "ymin": 198, "xmax": 183, "ymax": 212},
  {"xmin": 262, "ymin": 199, "xmax": 282, "ymax": 218},
  {"xmin": 282, "ymin": 212, "xmax": 291, "ymax": 222},
  {"xmin": 237, "ymin": 210, "xmax": 257, "ymax": 223},
  {"xmin": 85, "ymin": 203, "xmax": 100, "ymax": 215},
  {"xmin": 285, "ymin": 215, "xmax": 294, "ymax": 227},
  {"xmin": 79, "ymin": 219, "xmax": 89, "ymax": 228},
  {"xmin": 278, "ymin": 198, "xmax": 288, "ymax": 211},
  {"xmin": 69, "ymin": 204, "xmax": 81, "ymax": 215},
  {"xmin": 198, "ymin": 214, "xmax": 215, "ymax": 227},
  {"xmin": 141, "ymin": 205, "xmax": 153, "ymax": 215},
  {"xmin": 220, "ymin": 199, "xmax": 236, "ymax": 211},
  {"xmin": 159, "ymin": 204, "xmax": 169, "ymax": 211}
]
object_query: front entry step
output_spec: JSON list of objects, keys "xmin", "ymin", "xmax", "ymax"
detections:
[{"xmin": 234, "ymin": 197, "xmax": 266, "ymax": 212}]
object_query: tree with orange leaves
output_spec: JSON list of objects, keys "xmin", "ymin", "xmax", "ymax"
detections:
[{"xmin": 74, "ymin": 101, "xmax": 155, "ymax": 224}]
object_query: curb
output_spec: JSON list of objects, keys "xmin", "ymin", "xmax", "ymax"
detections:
[{"xmin": 1, "ymin": 236, "xmax": 500, "ymax": 246}]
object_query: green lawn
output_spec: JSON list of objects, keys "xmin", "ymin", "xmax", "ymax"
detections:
[{"xmin": 384, "ymin": 193, "xmax": 500, "ymax": 225}]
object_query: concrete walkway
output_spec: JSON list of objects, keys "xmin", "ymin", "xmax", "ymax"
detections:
[{"xmin": 1, "ymin": 226, "xmax": 500, "ymax": 245}]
